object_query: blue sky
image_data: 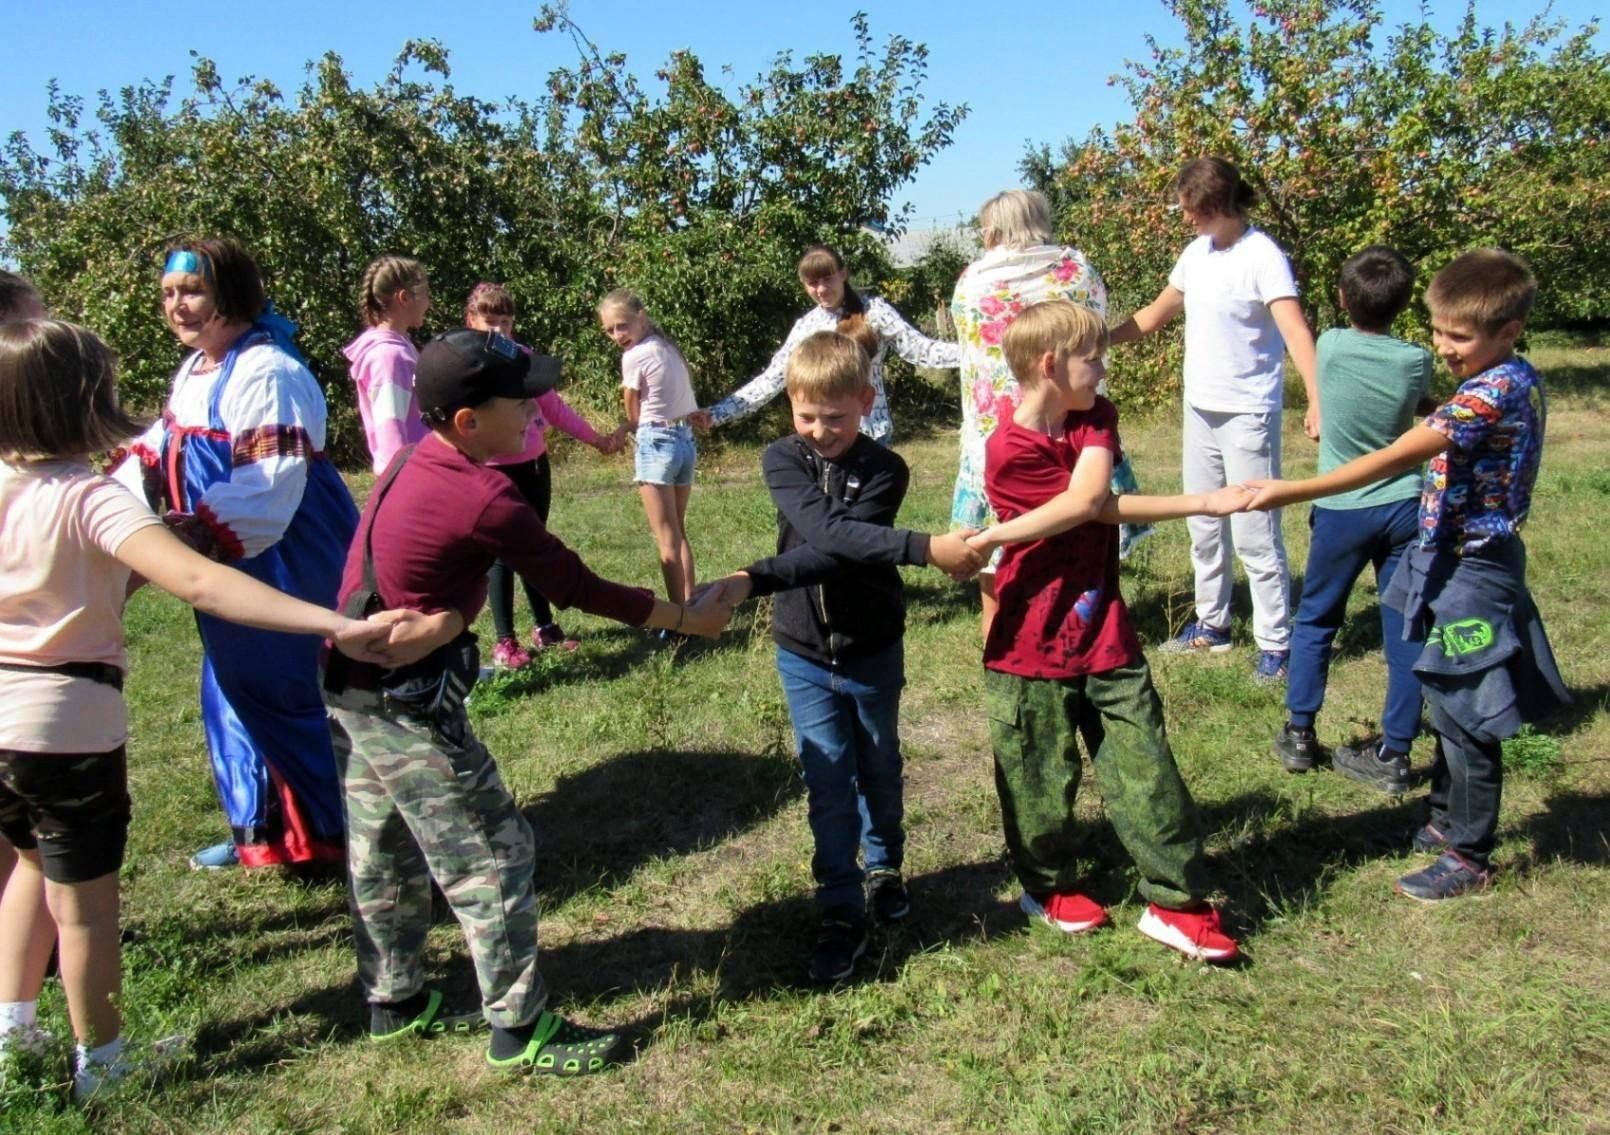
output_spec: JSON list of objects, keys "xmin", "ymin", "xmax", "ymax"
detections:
[{"xmin": 1, "ymin": 1, "xmax": 1602, "ymax": 230}]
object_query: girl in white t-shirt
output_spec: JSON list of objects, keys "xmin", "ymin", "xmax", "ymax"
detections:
[
  {"xmin": 0, "ymin": 321, "xmax": 407, "ymax": 1101},
  {"xmin": 598, "ymin": 288, "xmax": 700, "ymax": 607},
  {"xmin": 1110, "ymin": 157, "xmax": 1318, "ymax": 683}
]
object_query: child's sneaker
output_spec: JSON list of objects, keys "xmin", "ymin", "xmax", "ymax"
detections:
[
  {"xmin": 188, "ymin": 841, "xmax": 239, "ymax": 870},
  {"xmin": 1159, "ymin": 619, "xmax": 1233, "ymax": 654},
  {"xmin": 492, "ymin": 636, "xmax": 531, "ymax": 670},
  {"xmin": 1137, "ymin": 903, "xmax": 1239, "ymax": 962},
  {"xmin": 808, "ymin": 910, "xmax": 868, "ymax": 983},
  {"xmin": 1410, "ymin": 822, "xmax": 1450, "ymax": 855},
  {"xmin": 1395, "ymin": 851, "xmax": 1491, "ymax": 902},
  {"xmin": 1273, "ymin": 723, "xmax": 1322, "ymax": 773},
  {"xmin": 0, "ymin": 1022, "xmax": 54, "ymax": 1061},
  {"xmin": 1252, "ymin": 650, "xmax": 1290, "ymax": 685},
  {"xmin": 1019, "ymin": 890, "xmax": 1109, "ymax": 934},
  {"xmin": 71, "ymin": 1035, "xmax": 188, "ymax": 1103},
  {"xmin": 1331, "ymin": 737, "xmax": 1412, "ymax": 795},
  {"xmin": 866, "ymin": 869, "xmax": 910, "ymax": 923},
  {"xmin": 533, "ymin": 623, "xmax": 581, "ymax": 653}
]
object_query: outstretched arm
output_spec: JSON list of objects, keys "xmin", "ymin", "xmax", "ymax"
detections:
[
  {"xmin": 1108, "ymin": 285, "xmax": 1184, "ymax": 345},
  {"xmin": 967, "ymin": 445, "xmax": 1114, "ymax": 554},
  {"xmin": 1246, "ymin": 425, "xmax": 1445, "ymax": 510},
  {"xmin": 113, "ymin": 525, "xmax": 394, "ymax": 662}
]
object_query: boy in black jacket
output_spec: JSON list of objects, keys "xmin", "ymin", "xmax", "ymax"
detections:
[{"xmin": 700, "ymin": 331, "xmax": 982, "ymax": 982}]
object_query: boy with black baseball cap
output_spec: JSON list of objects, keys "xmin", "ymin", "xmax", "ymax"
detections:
[{"xmin": 324, "ymin": 328, "xmax": 732, "ymax": 1074}]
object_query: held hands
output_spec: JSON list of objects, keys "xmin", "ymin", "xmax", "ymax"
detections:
[
  {"xmin": 691, "ymin": 572, "xmax": 754, "ymax": 609},
  {"xmin": 688, "ymin": 409, "xmax": 714, "ymax": 431},
  {"xmin": 1238, "ymin": 479, "xmax": 1301, "ymax": 511},
  {"xmin": 927, "ymin": 530, "xmax": 986, "ymax": 581},
  {"xmin": 678, "ymin": 584, "xmax": 740, "ymax": 638},
  {"xmin": 1198, "ymin": 483, "xmax": 1258, "ymax": 517},
  {"xmin": 329, "ymin": 611, "xmax": 409, "ymax": 666},
  {"xmin": 360, "ymin": 608, "xmax": 466, "ymax": 668},
  {"xmin": 597, "ymin": 425, "xmax": 629, "ymax": 455}
]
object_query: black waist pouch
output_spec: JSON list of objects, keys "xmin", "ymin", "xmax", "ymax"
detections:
[{"xmin": 379, "ymin": 631, "xmax": 480, "ymax": 723}]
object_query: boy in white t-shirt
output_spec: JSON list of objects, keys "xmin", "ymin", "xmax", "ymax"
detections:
[{"xmin": 1111, "ymin": 157, "xmax": 1317, "ymax": 683}]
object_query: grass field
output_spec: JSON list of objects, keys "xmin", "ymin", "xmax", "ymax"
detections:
[{"xmin": 4, "ymin": 339, "xmax": 1607, "ymax": 1133}]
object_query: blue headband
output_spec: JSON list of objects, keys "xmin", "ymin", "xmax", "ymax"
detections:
[{"xmin": 163, "ymin": 250, "xmax": 214, "ymax": 281}]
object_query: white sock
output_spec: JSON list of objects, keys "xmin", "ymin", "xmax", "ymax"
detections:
[{"xmin": 0, "ymin": 1000, "xmax": 38, "ymax": 1039}]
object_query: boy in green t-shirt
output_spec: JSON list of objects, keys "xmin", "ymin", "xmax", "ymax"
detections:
[{"xmin": 1274, "ymin": 246, "xmax": 1435, "ymax": 792}]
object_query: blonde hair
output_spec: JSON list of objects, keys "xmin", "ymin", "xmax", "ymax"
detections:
[
  {"xmin": 1002, "ymin": 300, "xmax": 1108, "ymax": 385},
  {"xmin": 0, "ymin": 320, "xmax": 145, "ymax": 461},
  {"xmin": 358, "ymin": 255, "xmax": 428, "ymax": 326},
  {"xmin": 598, "ymin": 287, "xmax": 670, "ymax": 342},
  {"xmin": 1425, "ymin": 248, "xmax": 1536, "ymax": 333},
  {"xmin": 978, "ymin": 189, "xmax": 1054, "ymax": 250},
  {"xmin": 785, "ymin": 331, "xmax": 871, "ymax": 401}
]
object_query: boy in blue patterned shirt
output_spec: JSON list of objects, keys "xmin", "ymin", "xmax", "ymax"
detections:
[{"xmin": 1246, "ymin": 248, "xmax": 1569, "ymax": 901}]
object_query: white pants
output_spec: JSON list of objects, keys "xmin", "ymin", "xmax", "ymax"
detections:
[{"xmin": 1181, "ymin": 404, "xmax": 1291, "ymax": 651}]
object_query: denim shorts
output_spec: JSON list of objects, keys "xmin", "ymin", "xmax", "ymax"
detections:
[{"xmin": 634, "ymin": 423, "xmax": 696, "ymax": 487}]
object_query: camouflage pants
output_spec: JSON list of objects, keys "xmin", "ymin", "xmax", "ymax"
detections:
[
  {"xmin": 328, "ymin": 699, "xmax": 546, "ymax": 1029},
  {"xmin": 984, "ymin": 660, "xmax": 1208, "ymax": 908}
]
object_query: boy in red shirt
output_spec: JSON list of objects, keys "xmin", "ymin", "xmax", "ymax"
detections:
[{"xmin": 966, "ymin": 301, "xmax": 1247, "ymax": 960}]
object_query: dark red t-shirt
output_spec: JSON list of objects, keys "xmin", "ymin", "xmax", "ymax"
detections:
[
  {"xmin": 338, "ymin": 435, "xmax": 653, "ymax": 628},
  {"xmin": 983, "ymin": 398, "xmax": 1142, "ymax": 679}
]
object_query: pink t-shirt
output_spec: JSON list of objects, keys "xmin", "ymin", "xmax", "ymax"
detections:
[
  {"xmin": 620, "ymin": 334, "xmax": 698, "ymax": 424},
  {"xmin": 0, "ymin": 459, "xmax": 161, "ymax": 752}
]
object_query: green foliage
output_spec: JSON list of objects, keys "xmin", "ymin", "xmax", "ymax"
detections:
[
  {"xmin": 1025, "ymin": 0, "xmax": 1610, "ymax": 407},
  {"xmin": 0, "ymin": 10, "xmax": 965, "ymax": 464}
]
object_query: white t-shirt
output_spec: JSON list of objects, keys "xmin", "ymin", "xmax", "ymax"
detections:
[
  {"xmin": 0, "ymin": 459, "xmax": 161, "ymax": 753},
  {"xmin": 621, "ymin": 334, "xmax": 698, "ymax": 424},
  {"xmin": 1168, "ymin": 226, "xmax": 1299, "ymax": 413}
]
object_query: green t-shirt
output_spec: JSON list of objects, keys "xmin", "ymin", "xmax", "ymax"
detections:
[{"xmin": 1316, "ymin": 327, "xmax": 1434, "ymax": 509}]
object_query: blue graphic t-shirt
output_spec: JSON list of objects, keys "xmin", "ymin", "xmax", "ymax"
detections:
[{"xmin": 1419, "ymin": 356, "xmax": 1543, "ymax": 552}]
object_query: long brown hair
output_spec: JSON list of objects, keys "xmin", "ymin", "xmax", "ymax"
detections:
[
  {"xmin": 0, "ymin": 320, "xmax": 146, "ymax": 460},
  {"xmin": 358, "ymin": 255, "xmax": 428, "ymax": 327},
  {"xmin": 797, "ymin": 245, "xmax": 871, "ymax": 346}
]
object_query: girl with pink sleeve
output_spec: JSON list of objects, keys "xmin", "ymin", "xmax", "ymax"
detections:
[
  {"xmin": 344, "ymin": 256, "xmax": 432, "ymax": 476},
  {"xmin": 465, "ymin": 284, "xmax": 626, "ymax": 669}
]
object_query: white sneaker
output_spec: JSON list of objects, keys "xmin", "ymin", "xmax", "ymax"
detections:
[
  {"xmin": 72, "ymin": 1034, "xmax": 189, "ymax": 1103},
  {"xmin": 0, "ymin": 1022, "xmax": 55, "ymax": 1061}
]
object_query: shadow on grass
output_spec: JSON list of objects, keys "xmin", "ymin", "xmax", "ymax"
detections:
[
  {"xmin": 1514, "ymin": 787, "xmax": 1610, "ymax": 867},
  {"xmin": 523, "ymin": 747, "xmax": 803, "ymax": 907}
]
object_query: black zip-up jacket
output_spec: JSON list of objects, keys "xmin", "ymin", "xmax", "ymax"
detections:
[{"xmin": 742, "ymin": 434, "xmax": 933, "ymax": 667}]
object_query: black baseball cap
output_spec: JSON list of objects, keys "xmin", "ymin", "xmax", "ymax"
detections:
[{"xmin": 415, "ymin": 329, "xmax": 560, "ymax": 417}]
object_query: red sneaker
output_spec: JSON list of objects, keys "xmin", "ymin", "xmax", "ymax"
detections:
[
  {"xmin": 1019, "ymin": 890, "xmax": 1109, "ymax": 934},
  {"xmin": 533, "ymin": 623, "xmax": 581, "ymax": 653},
  {"xmin": 1137, "ymin": 903, "xmax": 1239, "ymax": 962},
  {"xmin": 492, "ymin": 637, "xmax": 531, "ymax": 670}
]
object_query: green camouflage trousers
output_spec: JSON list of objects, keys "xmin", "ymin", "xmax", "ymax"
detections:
[
  {"xmin": 984, "ymin": 660, "xmax": 1207, "ymax": 908},
  {"xmin": 328, "ymin": 698, "xmax": 546, "ymax": 1029}
]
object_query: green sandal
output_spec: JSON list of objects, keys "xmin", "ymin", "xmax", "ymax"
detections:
[
  {"xmin": 485, "ymin": 1011, "xmax": 619, "ymax": 1076},
  {"xmin": 370, "ymin": 989, "xmax": 487, "ymax": 1042}
]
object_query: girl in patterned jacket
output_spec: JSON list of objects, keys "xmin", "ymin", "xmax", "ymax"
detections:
[{"xmin": 697, "ymin": 245, "xmax": 958, "ymax": 443}]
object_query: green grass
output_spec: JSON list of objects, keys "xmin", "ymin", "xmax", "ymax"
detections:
[{"xmin": 5, "ymin": 343, "xmax": 1607, "ymax": 1133}]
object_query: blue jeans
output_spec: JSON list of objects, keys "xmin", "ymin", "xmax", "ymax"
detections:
[
  {"xmin": 633, "ymin": 423, "xmax": 696, "ymax": 486},
  {"xmin": 1286, "ymin": 499, "xmax": 1423, "ymax": 751},
  {"xmin": 776, "ymin": 643, "xmax": 906, "ymax": 919}
]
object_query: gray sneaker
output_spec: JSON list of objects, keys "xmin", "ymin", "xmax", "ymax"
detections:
[{"xmin": 1332, "ymin": 737, "xmax": 1411, "ymax": 795}]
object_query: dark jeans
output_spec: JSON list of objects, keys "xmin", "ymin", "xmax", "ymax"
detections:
[
  {"xmin": 1287, "ymin": 499, "xmax": 1423, "ymax": 751},
  {"xmin": 776, "ymin": 643, "xmax": 905, "ymax": 918},
  {"xmin": 488, "ymin": 455, "xmax": 555, "ymax": 636},
  {"xmin": 1426, "ymin": 702, "xmax": 1503, "ymax": 868},
  {"xmin": 983, "ymin": 660, "xmax": 1207, "ymax": 909}
]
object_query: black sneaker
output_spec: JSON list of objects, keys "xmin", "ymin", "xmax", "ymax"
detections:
[
  {"xmin": 1332, "ymin": 737, "xmax": 1411, "ymax": 795},
  {"xmin": 866, "ymin": 870, "xmax": 910, "ymax": 923},
  {"xmin": 808, "ymin": 910, "xmax": 868, "ymax": 984},
  {"xmin": 1274, "ymin": 723, "xmax": 1322, "ymax": 773},
  {"xmin": 1395, "ymin": 851, "xmax": 1491, "ymax": 902}
]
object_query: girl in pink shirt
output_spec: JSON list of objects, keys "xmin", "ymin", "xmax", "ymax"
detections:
[
  {"xmin": 344, "ymin": 256, "xmax": 432, "ymax": 475},
  {"xmin": 0, "ymin": 320, "xmax": 405, "ymax": 1100},
  {"xmin": 465, "ymin": 284, "xmax": 626, "ymax": 669}
]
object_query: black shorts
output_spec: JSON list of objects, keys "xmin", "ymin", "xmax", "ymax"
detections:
[{"xmin": 0, "ymin": 746, "xmax": 130, "ymax": 883}]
